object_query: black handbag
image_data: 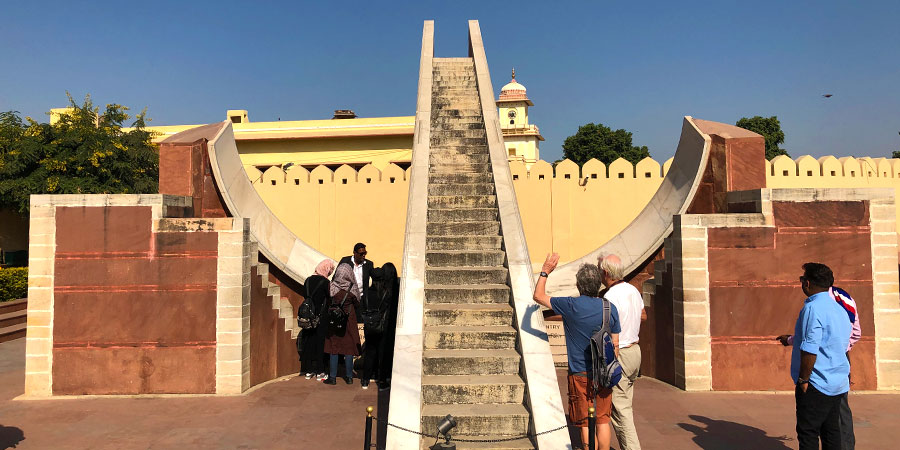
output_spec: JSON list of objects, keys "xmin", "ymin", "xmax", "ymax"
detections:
[
  {"xmin": 298, "ymin": 280, "xmax": 327, "ymax": 330},
  {"xmin": 326, "ymin": 289, "xmax": 351, "ymax": 334},
  {"xmin": 360, "ymin": 291, "xmax": 388, "ymax": 335}
]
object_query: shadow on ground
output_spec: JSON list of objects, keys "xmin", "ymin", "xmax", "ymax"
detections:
[
  {"xmin": 0, "ymin": 425, "xmax": 25, "ymax": 449},
  {"xmin": 678, "ymin": 415, "xmax": 792, "ymax": 450}
]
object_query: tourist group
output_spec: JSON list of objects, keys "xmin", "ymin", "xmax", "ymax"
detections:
[
  {"xmin": 297, "ymin": 243, "xmax": 399, "ymax": 390},
  {"xmin": 535, "ymin": 254, "xmax": 859, "ymax": 450}
]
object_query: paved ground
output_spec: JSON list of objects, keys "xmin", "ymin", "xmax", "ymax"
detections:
[{"xmin": 2, "ymin": 338, "xmax": 898, "ymax": 449}]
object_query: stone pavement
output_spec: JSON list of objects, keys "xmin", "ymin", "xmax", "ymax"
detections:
[{"xmin": 2, "ymin": 338, "xmax": 899, "ymax": 449}]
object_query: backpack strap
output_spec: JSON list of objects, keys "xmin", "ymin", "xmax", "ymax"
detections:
[
  {"xmin": 601, "ymin": 297, "xmax": 611, "ymax": 335},
  {"xmin": 305, "ymin": 278, "xmax": 328, "ymax": 316}
]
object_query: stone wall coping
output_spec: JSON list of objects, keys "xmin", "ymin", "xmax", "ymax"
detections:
[
  {"xmin": 728, "ymin": 187, "xmax": 896, "ymax": 204},
  {"xmin": 469, "ymin": 19, "xmax": 571, "ymax": 448},
  {"xmin": 385, "ymin": 19, "xmax": 432, "ymax": 450},
  {"xmin": 30, "ymin": 194, "xmax": 191, "ymax": 209}
]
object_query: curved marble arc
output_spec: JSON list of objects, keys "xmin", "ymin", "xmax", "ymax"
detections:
[
  {"xmin": 545, "ymin": 116, "xmax": 711, "ymax": 296},
  {"xmin": 206, "ymin": 121, "xmax": 332, "ymax": 284}
]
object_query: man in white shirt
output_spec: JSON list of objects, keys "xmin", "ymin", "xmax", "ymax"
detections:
[
  {"xmin": 338, "ymin": 243, "xmax": 374, "ymax": 321},
  {"xmin": 599, "ymin": 254, "xmax": 645, "ymax": 450}
]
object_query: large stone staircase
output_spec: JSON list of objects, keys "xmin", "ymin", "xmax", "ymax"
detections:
[{"xmin": 419, "ymin": 57, "xmax": 533, "ymax": 449}]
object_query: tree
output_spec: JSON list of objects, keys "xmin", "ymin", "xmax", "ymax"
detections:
[
  {"xmin": 561, "ymin": 123, "xmax": 650, "ymax": 166},
  {"xmin": 735, "ymin": 116, "xmax": 788, "ymax": 160},
  {"xmin": 0, "ymin": 95, "xmax": 158, "ymax": 214}
]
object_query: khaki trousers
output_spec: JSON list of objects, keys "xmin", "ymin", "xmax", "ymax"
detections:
[{"xmin": 612, "ymin": 344, "xmax": 642, "ymax": 450}]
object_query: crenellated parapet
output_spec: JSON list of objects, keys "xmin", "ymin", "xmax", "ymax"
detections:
[
  {"xmin": 508, "ymin": 156, "xmax": 674, "ymax": 181},
  {"xmin": 768, "ymin": 155, "xmax": 900, "ymax": 180},
  {"xmin": 247, "ymin": 162, "xmax": 411, "ymax": 186}
]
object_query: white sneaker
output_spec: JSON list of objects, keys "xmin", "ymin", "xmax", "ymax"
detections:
[
  {"xmin": 316, "ymin": 373, "xmax": 326, "ymax": 381},
  {"xmin": 361, "ymin": 384, "xmax": 369, "ymax": 390},
  {"xmin": 305, "ymin": 373, "xmax": 313, "ymax": 379}
]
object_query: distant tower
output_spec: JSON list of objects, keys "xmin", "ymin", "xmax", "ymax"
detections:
[{"xmin": 496, "ymin": 68, "xmax": 543, "ymax": 168}]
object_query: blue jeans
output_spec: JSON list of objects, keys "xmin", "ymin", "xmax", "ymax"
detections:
[{"xmin": 329, "ymin": 354, "xmax": 354, "ymax": 380}]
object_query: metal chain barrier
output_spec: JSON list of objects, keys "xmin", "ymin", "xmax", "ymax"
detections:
[{"xmin": 371, "ymin": 415, "xmax": 568, "ymax": 443}]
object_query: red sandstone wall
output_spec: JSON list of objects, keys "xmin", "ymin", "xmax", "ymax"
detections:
[
  {"xmin": 708, "ymin": 200, "xmax": 876, "ymax": 390},
  {"xmin": 52, "ymin": 206, "xmax": 217, "ymax": 394}
]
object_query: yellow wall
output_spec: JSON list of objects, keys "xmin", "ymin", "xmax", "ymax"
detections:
[
  {"xmin": 249, "ymin": 156, "xmax": 671, "ymax": 270},
  {"xmin": 249, "ymin": 154, "xmax": 900, "ymax": 273},
  {"xmin": 250, "ymin": 163, "xmax": 410, "ymax": 270}
]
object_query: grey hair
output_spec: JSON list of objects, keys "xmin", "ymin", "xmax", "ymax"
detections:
[
  {"xmin": 599, "ymin": 255, "xmax": 625, "ymax": 281},
  {"xmin": 575, "ymin": 264, "xmax": 603, "ymax": 297}
]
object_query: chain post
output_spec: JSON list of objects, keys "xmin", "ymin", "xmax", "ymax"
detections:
[
  {"xmin": 364, "ymin": 406, "xmax": 374, "ymax": 450},
  {"xmin": 588, "ymin": 406, "xmax": 596, "ymax": 450}
]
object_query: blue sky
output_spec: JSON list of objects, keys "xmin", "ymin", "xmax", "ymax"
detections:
[{"xmin": 1, "ymin": 0, "xmax": 898, "ymax": 162}]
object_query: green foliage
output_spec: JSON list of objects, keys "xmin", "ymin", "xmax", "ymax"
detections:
[
  {"xmin": 562, "ymin": 123, "xmax": 650, "ymax": 167},
  {"xmin": 0, "ymin": 94, "xmax": 159, "ymax": 214},
  {"xmin": 0, "ymin": 267, "xmax": 28, "ymax": 302},
  {"xmin": 892, "ymin": 150, "xmax": 900, "ymax": 159},
  {"xmin": 735, "ymin": 116, "xmax": 789, "ymax": 160}
]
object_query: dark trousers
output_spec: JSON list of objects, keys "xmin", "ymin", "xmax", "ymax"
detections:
[
  {"xmin": 362, "ymin": 332, "xmax": 383, "ymax": 383},
  {"xmin": 840, "ymin": 392, "xmax": 855, "ymax": 450},
  {"xmin": 796, "ymin": 384, "xmax": 842, "ymax": 450}
]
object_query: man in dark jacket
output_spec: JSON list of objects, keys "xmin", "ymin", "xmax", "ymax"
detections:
[{"xmin": 338, "ymin": 243, "xmax": 374, "ymax": 320}]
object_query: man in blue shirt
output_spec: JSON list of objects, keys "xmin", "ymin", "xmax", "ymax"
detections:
[
  {"xmin": 534, "ymin": 253, "xmax": 621, "ymax": 450},
  {"xmin": 791, "ymin": 262, "xmax": 851, "ymax": 450}
]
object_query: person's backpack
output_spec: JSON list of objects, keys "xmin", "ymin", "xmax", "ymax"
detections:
[
  {"xmin": 326, "ymin": 289, "xmax": 351, "ymax": 334},
  {"xmin": 298, "ymin": 280, "xmax": 327, "ymax": 330},
  {"xmin": 589, "ymin": 298, "xmax": 623, "ymax": 391},
  {"xmin": 360, "ymin": 288, "xmax": 389, "ymax": 335}
]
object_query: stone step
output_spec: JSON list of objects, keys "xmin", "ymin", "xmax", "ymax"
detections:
[
  {"xmin": 427, "ymin": 195, "xmax": 496, "ymax": 209},
  {"xmin": 0, "ymin": 322, "xmax": 26, "ymax": 343},
  {"xmin": 431, "ymin": 112, "xmax": 483, "ymax": 118},
  {"xmin": 423, "ymin": 374, "xmax": 525, "ymax": 405},
  {"xmin": 433, "ymin": 122, "xmax": 484, "ymax": 130},
  {"xmin": 426, "ymin": 235, "xmax": 502, "ymax": 251},
  {"xmin": 429, "ymin": 163, "xmax": 492, "ymax": 174},
  {"xmin": 421, "ymin": 436, "xmax": 534, "ymax": 450},
  {"xmin": 429, "ymin": 155, "xmax": 490, "ymax": 168},
  {"xmin": 433, "ymin": 88, "xmax": 478, "ymax": 94},
  {"xmin": 424, "ymin": 303, "xmax": 514, "ymax": 327},
  {"xmin": 424, "ymin": 284, "xmax": 510, "ymax": 304},
  {"xmin": 426, "ymin": 249, "xmax": 505, "ymax": 267},
  {"xmin": 0, "ymin": 298, "xmax": 27, "ymax": 315},
  {"xmin": 424, "ymin": 325, "xmax": 517, "ymax": 350},
  {"xmin": 433, "ymin": 98, "xmax": 481, "ymax": 106},
  {"xmin": 425, "ymin": 266, "xmax": 507, "ymax": 285},
  {"xmin": 432, "ymin": 108, "xmax": 483, "ymax": 116},
  {"xmin": 0, "ymin": 310, "xmax": 27, "ymax": 329},
  {"xmin": 430, "ymin": 129, "xmax": 487, "ymax": 139},
  {"xmin": 421, "ymin": 403, "xmax": 529, "ymax": 437},
  {"xmin": 426, "ymin": 220, "xmax": 499, "ymax": 236},
  {"xmin": 427, "ymin": 208, "xmax": 498, "ymax": 222},
  {"xmin": 422, "ymin": 349, "xmax": 521, "ymax": 376},
  {"xmin": 429, "ymin": 147, "xmax": 490, "ymax": 156},
  {"xmin": 430, "ymin": 137, "xmax": 486, "ymax": 146},
  {"xmin": 433, "ymin": 67, "xmax": 475, "ymax": 73},
  {"xmin": 428, "ymin": 173, "xmax": 493, "ymax": 185}
]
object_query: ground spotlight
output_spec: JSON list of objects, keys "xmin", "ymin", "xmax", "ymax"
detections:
[{"xmin": 430, "ymin": 414, "xmax": 457, "ymax": 450}]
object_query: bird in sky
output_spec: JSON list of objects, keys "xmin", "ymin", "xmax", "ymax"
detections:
[{"xmin": 822, "ymin": 94, "xmax": 833, "ymax": 98}]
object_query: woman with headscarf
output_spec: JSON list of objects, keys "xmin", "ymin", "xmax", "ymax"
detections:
[
  {"xmin": 323, "ymin": 262, "xmax": 361, "ymax": 385},
  {"xmin": 300, "ymin": 259, "xmax": 334, "ymax": 380},
  {"xmin": 374, "ymin": 262, "xmax": 400, "ymax": 390}
]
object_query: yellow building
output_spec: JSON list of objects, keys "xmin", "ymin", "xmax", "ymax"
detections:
[
  {"xmin": 136, "ymin": 73, "xmax": 544, "ymax": 172},
  {"xmin": 496, "ymin": 69, "xmax": 543, "ymax": 168}
]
